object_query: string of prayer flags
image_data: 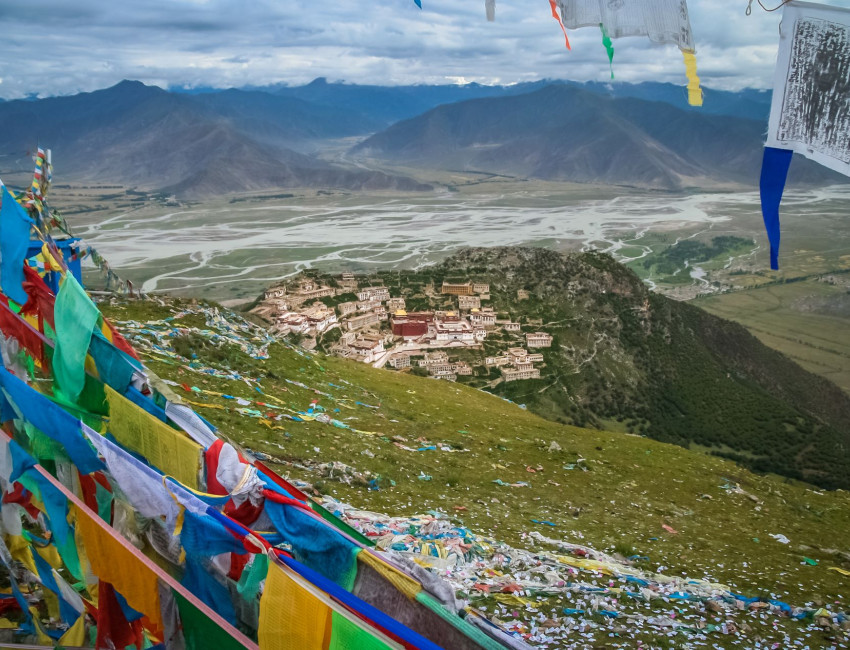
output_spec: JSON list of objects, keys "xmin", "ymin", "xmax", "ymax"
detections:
[
  {"xmin": 552, "ymin": 0, "xmax": 702, "ymax": 104},
  {"xmin": 0, "ymin": 191, "xmax": 527, "ymax": 649},
  {"xmin": 760, "ymin": 1, "xmax": 850, "ymax": 269}
]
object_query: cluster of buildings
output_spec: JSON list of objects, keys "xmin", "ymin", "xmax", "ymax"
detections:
[
  {"xmin": 486, "ymin": 347, "xmax": 545, "ymax": 382},
  {"xmin": 254, "ymin": 274, "xmax": 553, "ymax": 384}
]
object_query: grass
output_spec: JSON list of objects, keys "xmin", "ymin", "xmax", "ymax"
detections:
[
  {"xmin": 696, "ymin": 277, "xmax": 850, "ymax": 394},
  {"xmin": 100, "ymin": 297, "xmax": 850, "ymax": 649}
]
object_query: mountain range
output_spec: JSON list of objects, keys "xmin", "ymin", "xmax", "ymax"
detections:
[
  {"xmin": 351, "ymin": 84, "xmax": 844, "ymax": 190},
  {"xmin": 0, "ymin": 78, "xmax": 841, "ymax": 197},
  {"xmin": 0, "ymin": 81, "xmax": 430, "ymax": 198}
]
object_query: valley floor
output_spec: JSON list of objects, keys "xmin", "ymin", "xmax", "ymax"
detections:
[{"xmin": 697, "ymin": 275, "xmax": 850, "ymax": 395}]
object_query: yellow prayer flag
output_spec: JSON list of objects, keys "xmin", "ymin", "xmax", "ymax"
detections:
[
  {"xmin": 74, "ymin": 504, "xmax": 164, "ymax": 632},
  {"xmin": 259, "ymin": 562, "xmax": 330, "ymax": 650},
  {"xmin": 105, "ymin": 385, "xmax": 203, "ymax": 488},
  {"xmin": 358, "ymin": 550, "xmax": 421, "ymax": 600},
  {"xmin": 683, "ymin": 50, "xmax": 702, "ymax": 107}
]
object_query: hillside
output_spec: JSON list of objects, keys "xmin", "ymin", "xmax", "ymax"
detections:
[
  {"xmin": 351, "ymin": 85, "xmax": 845, "ymax": 190},
  {"xmin": 269, "ymin": 247, "xmax": 850, "ymax": 490},
  {"xmin": 100, "ymin": 296, "xmax": 850, "ymax": 649},
  {"xmin": 0, "ymin": 81, "xmax": 430, "ymax": 198}
]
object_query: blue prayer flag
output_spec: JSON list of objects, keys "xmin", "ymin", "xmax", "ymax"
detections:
[
  {"xmin": 0, "ymin": 186, "xmax": 34, "ymax": 305},
  {"xmin": 759, "ymin": 147, "xmax": 793, "ymax": 270}
]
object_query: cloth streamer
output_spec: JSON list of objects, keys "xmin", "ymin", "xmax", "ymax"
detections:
[
  {"xmin": 280, "ymin": 553, "xmax": 441, "ymax": 650},
  {"xmin": 83, "ymin": 422, "xmax": 183, "ymax": 529},
  {"xmin": 182, "ymin": 555, "xmax": 238, "ymax": 626},
  {"xmin": 0, "ymin": 186, "xmax": 34, "ymax": 306},
  {"xmin": 52, "ymin": 274, "xmax": 99, "ymax": 402},
  {"xmin": 75, "ymin": 502, "xmax": 165, "ymax": 633},
  {"xmin": 555, "ymin": 0, "xmax": 701, "ymax": 103},
  {"xmin": 556, "ymin": 0, "xmax": 694, "ymax": 49},
  {"xmin": 683, "ymin": 50, "xmax": 702, "ymax": 106},
  {"xmin": 105, "ymin": 384, "xmax": 203, "ymax": 489},
  {"xmin": 485, "ymin": 0, "xmax": 495, "ymax": 21},
  {"xmin": 759, "ymin": 146, "xmax": 794, "ymax": 270},
  {"xmin": 259, "ymin": 561, "xmax": 330, "ymax": 650},
  {"xmin": 264, "ymin": 498, "xmax": 360, "ymax": 589},
  {"xmin": 549, "ymin": 0, "xmax": 571, "ymax": 49},
  {"xmin": 600, "ymin": 23, "xmax": 614, "ymax": 79}
]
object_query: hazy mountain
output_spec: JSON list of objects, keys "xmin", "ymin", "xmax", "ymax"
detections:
[
  {"xmin": 266, "ymin": 77, "xmax": 772, "ymax": 125},
  {"xmin": 352, "ymin": 84, "xmax": 842, "ymax": 189},
  {"xmin": 0, "ymin": 81, "xmax": 430, "ymax": 197}
]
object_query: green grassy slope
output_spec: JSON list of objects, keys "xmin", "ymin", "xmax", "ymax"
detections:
[{"xmin": 101, "ymin": 297, "xmax": 850, "ymax": 648}]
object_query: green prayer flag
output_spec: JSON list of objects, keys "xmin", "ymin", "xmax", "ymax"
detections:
[
  {"xmin": 329, "ymin": 610, "xmax": 392, "ymax": 650},
  {"xmin": 53, "ymin": 275, "xmax": 99, "ymax": 403},
  {"xmin": 174, "ymin": 590, "xmax": 246, "ymax": 650},
  {"xmin": 94, "ymin": 481, "xmax": 113, "ymax": 524},
  {"xmin": 236, "ymin": 552, "xmax": 268, "ymax": 601},
  {"xmin": 600, "ymin": 23, "xmax": 615, "ymax": 79}
]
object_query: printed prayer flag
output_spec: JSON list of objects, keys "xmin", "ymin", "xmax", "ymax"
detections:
[{"xmin": 766, "ymin": 2, "xmax": 850, "ymax": 177}]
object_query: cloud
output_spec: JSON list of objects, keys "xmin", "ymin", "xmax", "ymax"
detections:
[{"xmin": 0, "ymin": 0, "xmax": 845, "ymax": 98}]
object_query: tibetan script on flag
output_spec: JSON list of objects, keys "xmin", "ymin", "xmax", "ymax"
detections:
[{"xmin": 767, "ymin": 2, "xmax": 850, "ymax": 177}]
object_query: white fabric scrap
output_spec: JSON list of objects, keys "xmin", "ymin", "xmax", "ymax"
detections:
[
  {"xmin": 556, "ymin": 0, "xmax": 695, "ymax": 50},
  {"xmin": 215, "ymin": 442, "xmax": 265, "ymax": 506},
  {"xmin": 766, "ymin": 1, "xmax": 850, "ymax": 177},
  {"xmin": 82, "ymin": 423, "xmax": 183, "ymax": 528},
  {"xmin": 165, "ymin": 402, "xmax": 218, "ymax": 449}
]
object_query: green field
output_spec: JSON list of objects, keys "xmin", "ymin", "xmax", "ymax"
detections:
[{"xmin": 697, "ymin": 275, "xmax": 850, "ymax": 394}]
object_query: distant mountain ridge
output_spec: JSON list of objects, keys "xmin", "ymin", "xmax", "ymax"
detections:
[
  {"xmin": 351, "ymin": 84, "xmax": 843, "ymax": 190},
  {"xmin": 0, "ymin": 81, "xmax": 430, "ymax": 198}
]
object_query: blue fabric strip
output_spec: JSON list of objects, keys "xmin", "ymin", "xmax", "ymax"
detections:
[
  {"xmin": 181, "ymin": 555, "xmax": 237, "ymax": 626},
  {"xmin": 89, "ymin": 332, "xmax": 138, "ymax": 394},
  {"xmin": 181, "ymin": 509, "xmax": 246, "ymax": 558},
  {"xmin": 0, "ymin": 368, "xmax": 104, "ymax": 474},
  {"xmin": 0, "ymin": 187, "xmax": 35, "ymax": 306},
  {"xmin": 759, "ymin": 146, "xmax": 793, "ymax": 270},
  {"xmin": 265, "ymin": 499, "xmax": 358, "ymax": 588},
  {"xmin": 32, "ymin": 547, "xmax": 80, "ymax": 625},
  {"xmin": 279, "ymin": 554, "xmax": 443, "ymax": 650}
]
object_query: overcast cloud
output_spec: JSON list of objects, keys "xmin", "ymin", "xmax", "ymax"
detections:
[{"xmin": 0, "ymin": 0, "xmax": 845, "ymax": 99}]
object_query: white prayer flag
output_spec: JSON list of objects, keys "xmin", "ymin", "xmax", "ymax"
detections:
[{"xmin": 766, "ymin": 1, "xmax": 850, "ymax": 177}]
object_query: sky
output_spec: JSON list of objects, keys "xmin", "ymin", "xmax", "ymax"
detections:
[{"xmin": 0, "ymin": 0, "xmax": 844, "ymax": 99}]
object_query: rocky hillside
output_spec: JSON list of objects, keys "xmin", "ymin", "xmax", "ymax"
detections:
[{"xmin": 430, "ymin": 248, "xmax": 850, "ymax": 489}]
